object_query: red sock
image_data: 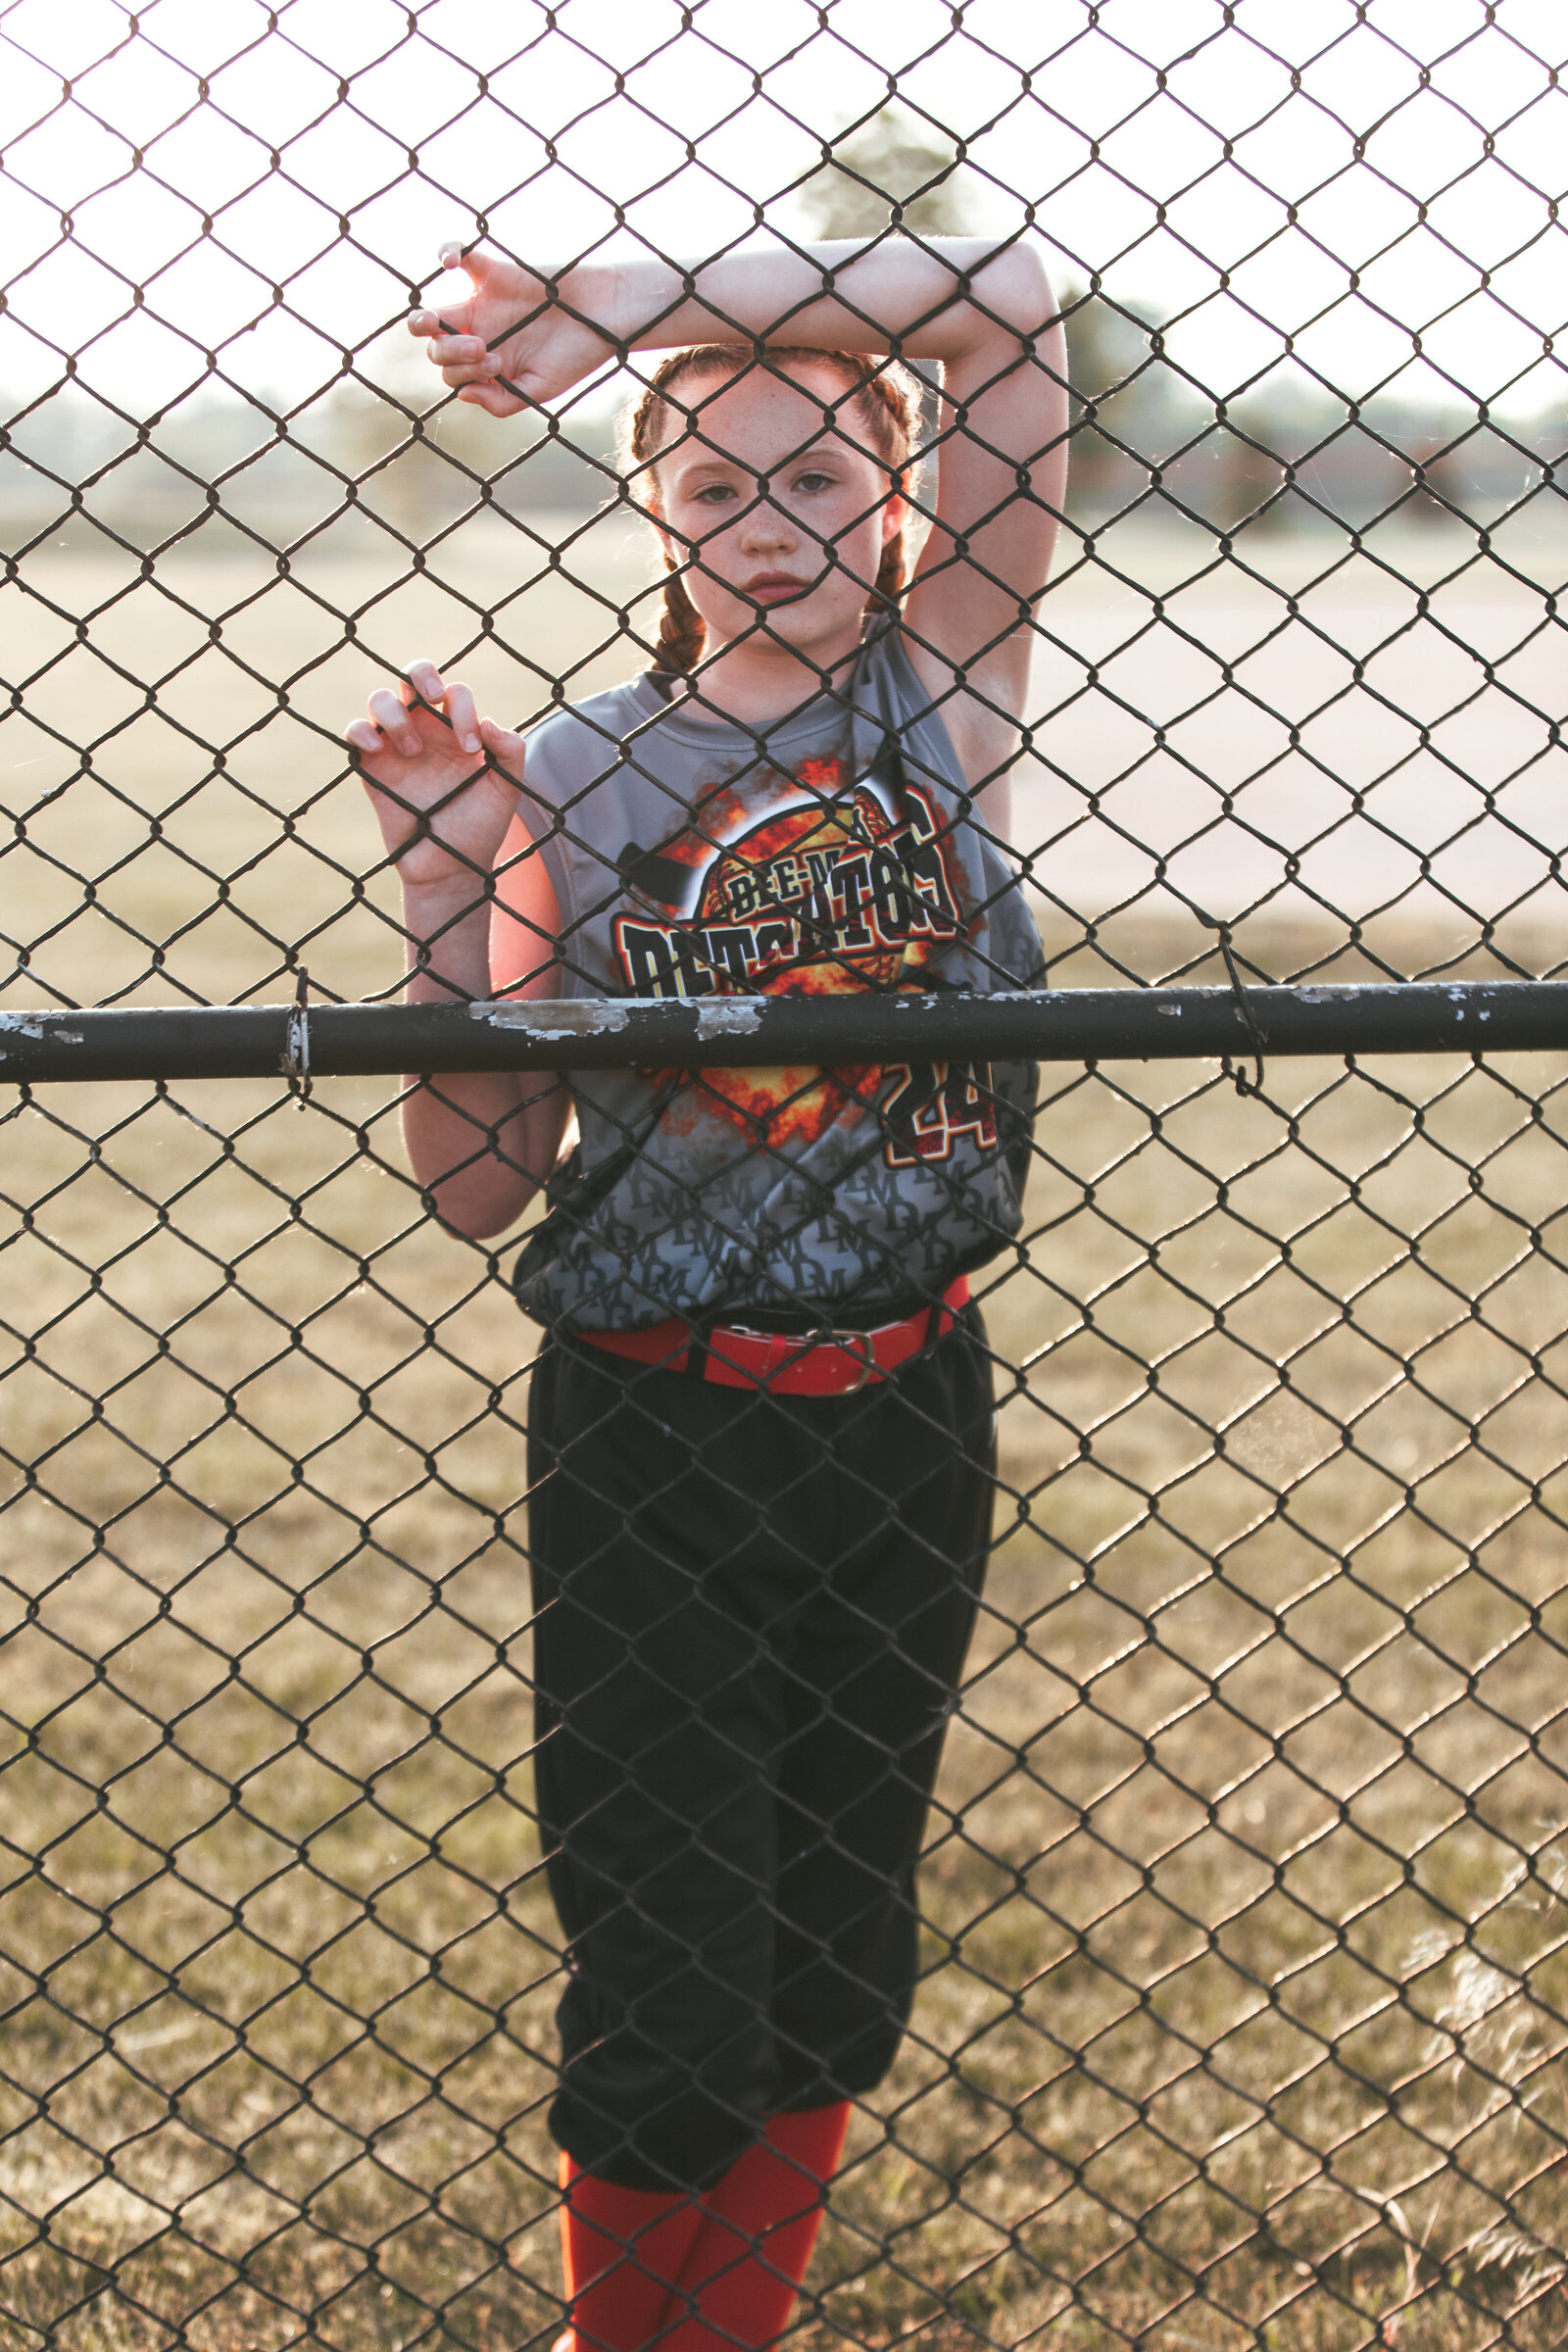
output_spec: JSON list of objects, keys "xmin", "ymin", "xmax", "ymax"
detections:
[
  {"xmin": 664, "ymin": 2104, "xmax": 852, "ymax": 2352},
  {"xmin": 559, "ymin": 2154, "xmax": 705, "ymax": 2352}
]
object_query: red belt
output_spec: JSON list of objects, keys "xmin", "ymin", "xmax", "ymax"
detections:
[{"xmin": 577, "ymin": 1277, "xmax": 970, "ymax": 1396}]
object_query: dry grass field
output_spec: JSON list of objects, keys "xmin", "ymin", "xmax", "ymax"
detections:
[{"xmin": 2, "ymin": 514, "xmax": 1567, "ymax": 2352}]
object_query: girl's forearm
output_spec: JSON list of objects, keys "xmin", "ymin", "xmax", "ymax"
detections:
[
  {"xmin": 591, "ymin": 237, "xmax": 1051, "ymax": 366},
  {"xmin": 397, "ymin": 879, "xmax": 565, "ymax": 1236},
  {"xmin": 400, "ymin": 875, "xmax": 494, "ymax": 1005},
  {"xmin": 401, "ymin": 1064, "xmax": 564, "ymax": 1238}
]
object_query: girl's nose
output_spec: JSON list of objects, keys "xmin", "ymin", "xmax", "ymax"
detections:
[{"xmin": 739, "ymin": 494, "xmax": 794, "ymax": 549}]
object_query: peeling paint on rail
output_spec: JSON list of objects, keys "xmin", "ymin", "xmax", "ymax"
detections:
[
  {"xmin": 0, "ymin": 1013, "xmax": 83, "ymax": 1044},
  {"xmin": 472, "ymin": 999, "xmax": 631, "ymax": 1038},
  {"xmin": 694, "ymin": 1001, "xmax": 764, "ymax": 1038},
  {"xmin": 471, "ymin": 997, "xmax": 765, "ymax": 1043}
]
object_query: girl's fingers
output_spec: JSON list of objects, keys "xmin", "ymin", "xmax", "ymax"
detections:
[
  {"xmin": 457, "ymin": 381, "xmax": 517, "ymax": 415},
  {"xmin": 368, "ymin": 688, "xmax": 420, "ymax": 755},
  {"xmin": 445, "ymin": 682, "xmax": 481, "ymax": 755},
  {"xmin": 443, "ymin": 241, "xmax": 503, "ymax": 292},
  {"xmin": 412, "ymin": 301, "xmax": 474, "ymax": 337},
  {"xmin": 393, "ymin": 662, "xmax": 480, "ymax": 756},
  {"xmin": 425, "ymin": 333, "xmax": 486, "ymax": 367},
  {"xmin": 344, "ymin": 718, "xmax": 382, "ymax": 757},
  {"xmin": 479, "ymin": 716, "xmax": 525, "ymax": 770}
]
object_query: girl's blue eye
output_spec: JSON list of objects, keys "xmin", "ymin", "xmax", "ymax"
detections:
[
  {"xmin": 695, "ymin": 483, "xmax": 735, "ymax": 505},
  {"xmin": 794, "ymin": 471, "xmax": 833, "ymax": 493}
]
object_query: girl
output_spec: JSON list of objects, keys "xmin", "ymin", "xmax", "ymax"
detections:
[{"xmin": 346, "ymin": 235, "xmax": 1065, "ymax": 2352}]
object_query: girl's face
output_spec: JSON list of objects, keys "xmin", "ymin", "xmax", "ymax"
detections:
[{"xmin": 649, "ymin": 363, "xmax": 905, "ymax": 664}]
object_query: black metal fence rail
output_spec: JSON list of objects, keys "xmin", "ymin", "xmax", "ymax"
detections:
[{"xmin": 4, "ymin": 980, "xmax": 1568, "ymax": 1083}]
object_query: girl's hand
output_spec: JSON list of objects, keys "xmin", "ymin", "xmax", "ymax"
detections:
[
  {"xmin": 347, "ymin": 660, "xmax": 525, "ymax": 895},
  {"xmin": 408, "ymin": 244, "xmax": 616, "ymax": 416}
]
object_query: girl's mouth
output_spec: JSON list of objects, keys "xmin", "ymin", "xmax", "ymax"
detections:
[{"xmin": 743, "ymin": 574, "xmax": 811, "ymax": 605}]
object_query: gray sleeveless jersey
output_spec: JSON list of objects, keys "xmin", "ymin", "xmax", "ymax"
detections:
[{"xmin": 511, "ymin": 626, "xmax": 1044, "ymax": 1330}]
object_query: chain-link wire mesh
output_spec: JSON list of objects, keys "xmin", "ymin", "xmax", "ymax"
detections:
[{"xmin": 3, "ymin": 4, "xmax": 1568, "ymax": 2348}]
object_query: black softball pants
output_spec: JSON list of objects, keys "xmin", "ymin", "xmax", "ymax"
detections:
[{"xmin": 524, "ymin": 1306, "xmax": 994, "ymax": 2192}]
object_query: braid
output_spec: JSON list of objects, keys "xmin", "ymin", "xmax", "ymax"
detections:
[
  {"xmin": 851, "ymin": 361, "xmax": 918, "ymax": 613},
  {"xmin": 618, "ymin": 343, "xmax": 924, "ymax": 663},
  {"xmin": 657, "ymin": 557, "xmax": 707, "ymax": 676},
  {"xmin": 622, "ymin": 354, "xmax": 719, "ymax": 676},
  {"xmin": 871, "ymin": 529, "xmax": 906, "ymax": 613}
]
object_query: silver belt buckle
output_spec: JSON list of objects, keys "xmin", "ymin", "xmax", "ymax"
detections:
[{"xmin": 827, "ymin": 1329, "xmax": 877, "ymax": 1392}]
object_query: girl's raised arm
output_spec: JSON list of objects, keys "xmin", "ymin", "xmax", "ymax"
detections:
[{"xmin": 413, "ymin": 239, "xmax": 1068, "ymax": 820}]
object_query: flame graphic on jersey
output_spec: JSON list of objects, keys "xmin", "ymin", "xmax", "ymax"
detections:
[{"xmin": 612, "ymin": 757, "xmax": 972, "ymax": 1150}]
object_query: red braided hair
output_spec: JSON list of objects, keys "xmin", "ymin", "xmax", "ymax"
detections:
[{"xmin": 618, "ymin": 346, "xmax": 922, "ymax": 676}]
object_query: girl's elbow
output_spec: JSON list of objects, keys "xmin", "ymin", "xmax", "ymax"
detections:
[
  {"xmin": 423, "ymin": 1170, "xmax": 538, "ymax": 1241},
  {"xmin": 973, "ymin": 243, "xmax": 1053, "ymax": 338}
]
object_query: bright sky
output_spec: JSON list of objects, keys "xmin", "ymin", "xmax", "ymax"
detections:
[{"xmin": 0, "ymin": 0, "xmax": 1563, "ymax": 423}]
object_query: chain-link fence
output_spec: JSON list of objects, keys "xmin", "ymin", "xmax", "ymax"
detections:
[{"xmin": 3, "ymin": 4, "xmax": 1568, "ymax": 2348}]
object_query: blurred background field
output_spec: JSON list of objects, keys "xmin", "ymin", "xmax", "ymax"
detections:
[
  {"xmin": 3, "ymin": 515, "xmax": 1568, "ymax": 2352},
  {"xmin": 5, "ymin": 505, "xmax": 1567, "ymax": 1020}
]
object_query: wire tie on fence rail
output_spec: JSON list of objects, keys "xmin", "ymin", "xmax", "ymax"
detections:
[
  {"xmin": 284, "ymin": 968, "xmax": 312, "ymax": 1106},
  {"xmin": 1202, "ymin": 915, "xmax": 1267, "ymax": 1097}
]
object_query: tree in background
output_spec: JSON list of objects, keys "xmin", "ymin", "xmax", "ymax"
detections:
[
  {"xmin": 795, "ymin": 104, "xmax": 975, "ymax": 241},
  {"xmin": 795, "ymin": 106, "xmax": 1189, "ymax": 528}
]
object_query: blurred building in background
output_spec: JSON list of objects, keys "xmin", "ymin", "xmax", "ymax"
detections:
[{"xmin": 4, "ymin": 104, "xmax": 1560, "ymax": 559}]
